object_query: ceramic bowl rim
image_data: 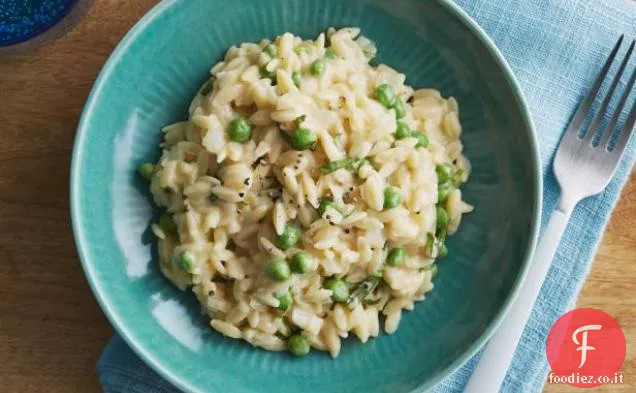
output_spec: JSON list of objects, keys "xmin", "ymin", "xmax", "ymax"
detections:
[{"xmin": 70, "ymin": 0, "xmax": 543, "ymax": 391}]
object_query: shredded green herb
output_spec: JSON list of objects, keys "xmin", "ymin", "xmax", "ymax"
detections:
[
  {"xmin": 294, "ymin": 115, "xmax": 307, "ymax": 126},
  {"xmin": 320, "ymin": 157, "xmax": 371, "ymax": 175},
  {"xmin": 419, "ymin": 264, "xmax": 439, "ymax": 279},
  {"xmin": 452, "ymin": 168, "xmax": 465, "ymax": 187},
  {"xmin": 320, "ymin": 157, "xmax": 354, "ymax": 174},
  {"xmin": 347, "ymin": 274, "xmax": 382, "ymax": 309},
  {"xmin": 424, "ymin": 231, "xmax": 447, "ymax": 258},
  {"xmin": 294, "ymin": 44, "xmax": 311, "ymax": 55},
  {"xmin": 200, "ymin": 79, "xmax": 214, "ymax": 96},
  {"xmin": 424, "ymin": 233, "xmax": 436, "ymax": 257}
]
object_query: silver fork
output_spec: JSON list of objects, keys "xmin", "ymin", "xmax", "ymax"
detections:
[{"xmin": 464, "ymin": 35, "xmax": 636, "ymax": 393}]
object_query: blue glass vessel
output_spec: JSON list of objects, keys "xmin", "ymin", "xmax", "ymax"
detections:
[{"xmin": 0, "ymin": 0, "xmax": 92, "ymax": 52}]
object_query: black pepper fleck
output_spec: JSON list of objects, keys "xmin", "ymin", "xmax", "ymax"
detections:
[
  {"xmin": 344, "ymin": 229, "xmax": 350, "ymax": 234},
  {"xmin": 244, "ymin": 178, "xmax": 250, "ymax": 186},
  {"xmin": 238, "ymin": 192, "xmax": 245, "ymax": 198},
  {"xmin": 294, "ymin": 166, "xmax": 299, "ymax": 170}
]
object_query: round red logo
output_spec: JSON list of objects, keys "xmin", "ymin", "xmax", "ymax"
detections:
[{"xmin": 546, "ymin": 308, "xmax": 626, "ymax": 388}]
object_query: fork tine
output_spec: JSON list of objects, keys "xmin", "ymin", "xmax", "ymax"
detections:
[
  {"xmin": 562, "ymin": 35, "xmax": 624, "ymax": 144},
  {"xmin": 585, "ymin": 39, "xmax": 635, "ymax": 144},
  {"xmin": 599, "ymin": 56, "xmax": 636, "ymax": 149},
  {"xmin": 609, "ymin": 95, "xmax": 636, "ymax": 155}
]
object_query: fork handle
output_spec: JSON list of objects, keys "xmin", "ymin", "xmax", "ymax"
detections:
[{"xmin": 464, "ymin": 206, "xmax": 572, "ymax": 393}]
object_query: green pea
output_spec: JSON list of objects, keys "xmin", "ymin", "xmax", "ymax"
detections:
[
  {"xmin": 290, "ymin": 127, "xmax": 317, "ymax": 151},
  {"xmin": 438, "ymin": 182, "xmax": 452, "ymax": 203},
  {"xmin": 290, "ymin": 252, "xmax": 313, "ymax": 274},
  {"xmin": 176, "ymin": 250, "xmax": 196, "ymax": 272},
  {"xmin": 158, "ymin": 213, "xmax": 176, "ymax": 233},
  {"xmin": 324, "ymin": 47, "xmax": 337, "ymax": 59},
  {"xmin": 310, "ymin": 59, "xmax": 326, "ymax": 76},
  {"xmin": 386, "ymin": 247, "xmax": 406, "ymax": 266},
  {"xmin": 436, "ymin": 205, "xmax": 449, "ymax": 232},
  {"xmin": 227, "ymin": 117, "xmax": 252, "ymax": 143},
  {"xmin": 393, "ymin": 98, "xmax": 406, "ymax": 119},
  {"xmin": 374, "ymin": 83, "xmax": 396, "ymax": 108},
  {"xmin": 276, "ymin": 225, "xmax": 300, "ymax": 250},
  {"xmin": 317, "ymin": 198, "xmax": 337, "ymax": 217},
  {"xmin": 137, "ymin": 163, "xmax": 155, "ymax": 180},
  {"xmin": 265, "ymin": 259, "xmax": 291, "ymax": 282},
  {"xmin": 325, "ymin": 278, "xmax": 349, "ymax": 303},
  {"xmin": 413, "ymin": 132, "xmax": 429, "ymax": 148},
  {"xmin": 291, "ymin": 71, "xmax": 302, "ymax": 88},
  {"xmin": 287, "ymin": 334, "xmax": 311, "ymax": 356},
  {"xmin": 383, "ymin": 186, "xmax": 402, "ymax": 210},
  {"xmin": 436, "ymin": 163, "xmax": 454, "ymax": 183},
  {"xmin": 394, "ymin": 121, "xmax": 411, "ymax": 140},
  {"xmin": 265, "ymin": 44, "xmax": 277, "ymax": 57},
  {"xmin": 277, "ymin": 292, "xmax": 293, "ymax": 311}
]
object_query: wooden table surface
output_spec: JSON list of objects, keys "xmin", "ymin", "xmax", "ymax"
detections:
[{"xmin": 0, "ymin": 1, "xmax": 633, "ymax": 392}]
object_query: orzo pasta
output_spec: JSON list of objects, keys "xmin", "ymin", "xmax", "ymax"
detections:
[{"xmin": 140, "ymin": 27, "xmax": 473, "ymax": 358}]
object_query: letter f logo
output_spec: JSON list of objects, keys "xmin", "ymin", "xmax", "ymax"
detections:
[{"xmin": 572, "ymin": 324, "xmax": 602, "ymax": 368}]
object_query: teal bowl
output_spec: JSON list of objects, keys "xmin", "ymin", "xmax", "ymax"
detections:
[{"xmin": 71, "ymin": 0, "xmax": 541, "ymax": 392}]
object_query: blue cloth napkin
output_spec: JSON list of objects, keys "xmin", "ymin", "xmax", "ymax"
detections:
[{"xmin": 99, "ymin": 0, "xmax": 636, "ymax": 392}]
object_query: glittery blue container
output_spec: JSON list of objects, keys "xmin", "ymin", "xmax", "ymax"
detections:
[{"xmin": 0, "ymin": 0, "xmax": 92, "ymax": 52}]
